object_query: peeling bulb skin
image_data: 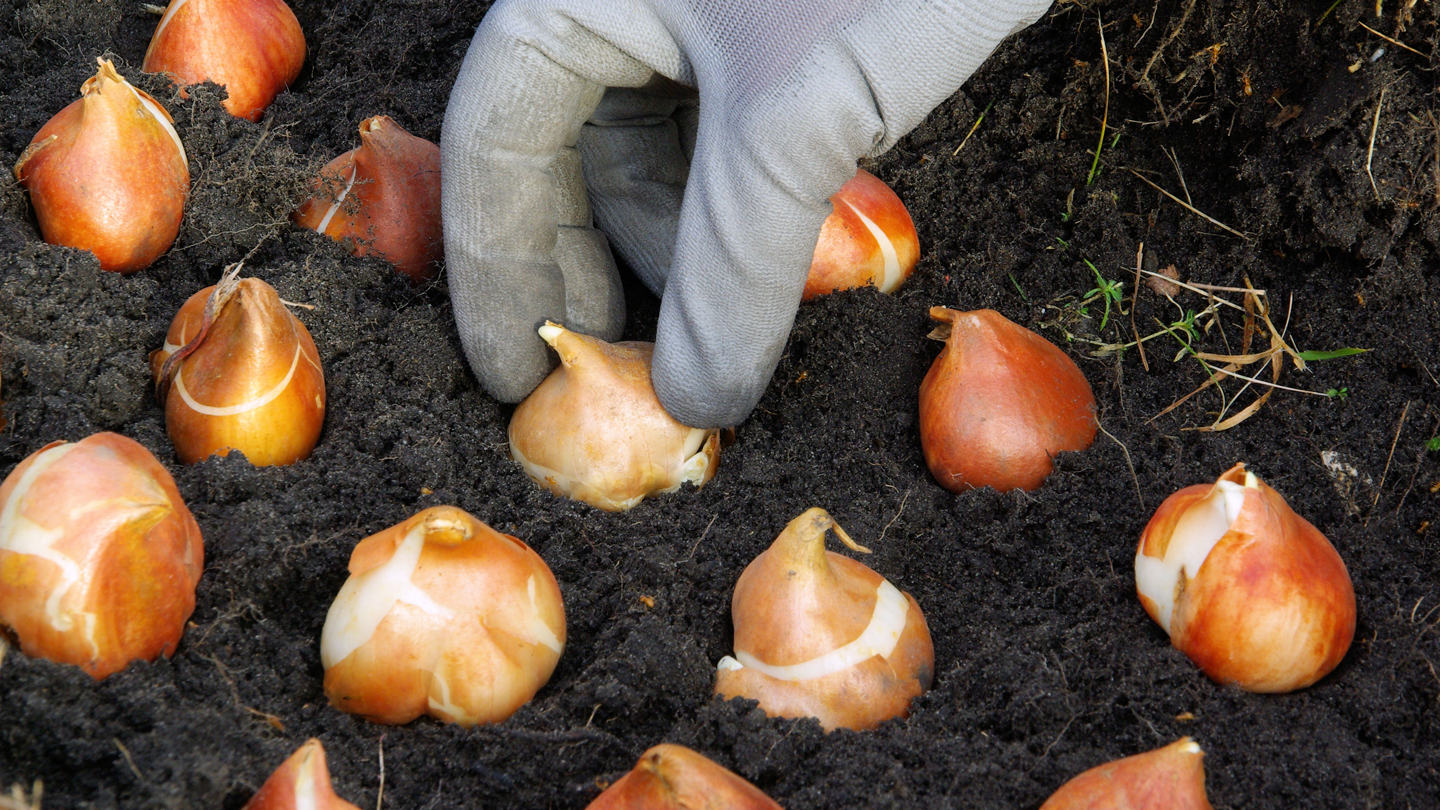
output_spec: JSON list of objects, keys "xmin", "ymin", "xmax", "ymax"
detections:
[
  {"xmin": 0, "ymin": 433, "xmax": 204, "ymax": 679},
  {"xmin": 151, "ymin": 277, "xmax": 325, "ymax": 466},
  {"xmin": 919, "ymin": 308, "xmax": 1096, "ymax": 493},
  {"xmin": 1135, "ymin": 464, "xmax": 1356, "ymax": 693},
  {"xmin": 509, "ymin": 322, "xmax": 721, "ymax": 512},
  {"xmin": 803, "ymin": 169, "xmax": 920, "ymax": 301},
  {"xmin": 1040, "ymin": 738, "xmax": 1213, "ymax": 810},
  {"xmin": 242, "ymin": 739, "xmax": 361, "ymax": 810},
  {"xmin": 292, "ymin": 116, "xmax": 443, "ymax": 282},
  {"xmin": 585, "ymin": 744, "xmax": 783, "ymax": 810},
  {"xmin": 320, "ymin": 506, "xmax": 565, "ymax": 726},
  {"xmin": 143, "ymin": 0, "xmax": 306, "ymax": 121},
  {"xmin": 714, "ymin": 508, "xmax": 933, "ymax": 731},
  {"xmin": 13, "ymin": 59, "xmax": 188, "ymax": 273}
]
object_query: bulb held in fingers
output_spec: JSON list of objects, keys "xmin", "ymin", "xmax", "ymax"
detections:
[
  {"xmin": 714, "ymin": 508, "xmax": 933, "ymax": 731},
  {"xmin": 292, "ymin": 115, "xmax": 442, "ymax": 282},
  {"xmin": 508, "ymin": 322, "xmax": 720, "ymax": 512},
  {"xmin": 919, "ymin": 308, "xmax": 1096, "ymax": 492},
  {"xmin": 0, "ymin": 432, "xmax": 204, "ymax": 679},
  {"xmin": 143, "ymin": 0, "xmax": 306, "ymax": 121},
  {"xmin": 13, "ymin": 58, "xmax": 188, "ymax": 273},
  {"xmin": 804, "ymin": 169, "xmax": 920, "ymax": 301},
  {"xmin": 320, "ymin": 506, "xmax": 565, "ymax": 726},
  {"xmin": 1135, "ymin": 463, "xmax": 1356, "ymax": 693},
  {"xmin": 585, "ymin": 744, "xmax": 783, "ymax": 810},
  {"xmin": 243, "ymin": 739, "xmax": 361, "ymax": 810},
  {"xmin": 151, "ymin": 268, "xmax": 325, "ymax": 466},
  {"xmin": 1040, "ymin": 738, "xmax": 1212, "ymax": 810}
]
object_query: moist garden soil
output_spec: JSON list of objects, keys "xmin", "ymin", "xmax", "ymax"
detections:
[{"xmin": 2, "ymin": 0, "xmax": 1439, "ymax": 807}]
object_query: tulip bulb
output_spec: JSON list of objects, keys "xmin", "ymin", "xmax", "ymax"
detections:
[
  {"xmin": 243, "ymin": 739, "xmax": 360, "ymax": 810},
  {"xmin": 803, "ymin": 169, "xmax": 920, "ymax": 301},
  {"xmin": 13, "ymin": 58, "xmax": 188, "ymax": 274},
  {"xmin": 585, "ymin": 744, "xmax": 782, "ymax": 810},
  {"xmin": 919, "ymin": 308, "xmax": 1096, "ymax": 492},
  {"xmin": 714, "ymin": 508, "xmax": 933, "ymax": 731},
  {"xmin": 321, "ymin": 506, "xmax": 565, "ymax": 726},
  {"xmin": 508, "ymin": 322, "xmax": 720, "ymax": 512},
  {"xmin": 1039, "ymin": 738, "xmax": 1212, "ymax": 810},
  {"xmin": 292, "ymin": 116, "xmax": 443, "ymax": 282},
  {"xmin": 151, "ymin": 266, "xmax": 325, "ymax": 466},
  {"xmin": 143, "ymin": 0, "xmax": 306, "ymax": 121},
  {"xmin": 1136, "ymin": 464, "xmax": 1356, "ymax": 693},
  {"xmin": 0, "ymin": 432, "xmax": 204, "ymax": 679}
]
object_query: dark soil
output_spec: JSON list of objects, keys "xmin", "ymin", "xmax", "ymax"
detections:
[{"xmin": 2, "ymin": 0, "xmax": 1439, "ymax": 807}]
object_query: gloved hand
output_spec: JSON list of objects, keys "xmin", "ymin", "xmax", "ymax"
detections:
[{"xmin": 441, "ymin": 0, "xmax": 1051, "ymax": 428}]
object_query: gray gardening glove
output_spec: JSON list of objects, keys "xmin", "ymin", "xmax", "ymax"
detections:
[{"xmin": 442, "ymin": 0, "xmax": 1051, "ymax": 428}]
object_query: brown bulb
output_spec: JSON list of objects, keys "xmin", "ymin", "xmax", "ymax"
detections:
[
  {"xmin": 803, "ymin": 169, "xmax": 920, "ymax": 301},
  {"xmin": 292, "ymin": 115, "xmax": 443, "ymax": 282},
  {"xmin": 919, "ymin": 308, "xmax": 1096, "ymax": 492},
  {"xmin": 1040, "ymin": 738, "xmax": 1212, "ymax": 810},
  {"xmin": 143, "ymin": 0, "xmax": 306, "ymax": 121},
  {"xmin": 586, "ymin": 744, "xmax": 783, "ymax": 810},
  {"xmin": 714, "ymin": 508, "xmax": 933, "ymax": 731},
  {"xmin": 13, "ymin": 58, "xmax": 188, "ymax": 273},
  {"xmin": 150, "ymin": 267, "xmax": 325, "ymax": 465},
  {"xmin": 243, "ymin": 739, "xmax": 361, "ymax": 810}
]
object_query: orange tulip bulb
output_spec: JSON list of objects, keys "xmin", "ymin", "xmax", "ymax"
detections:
[
  {"xmin": 0, "ymin": 432, "xmax": 204, "ymax": 679},
  {"xmin": 143, "ymin": 0, "xmax": 306, "ymax": 121},
  {"xmin": 151, "ymin": 267, "xmax": 325, "ymax": 466},
  {"xmin": 586, "ymin": 745, "xmax": 783, "ymax": 810},
  {"xmin": 320, "ymin": 506, "xmax": 566, "ymax": 726},
  {"xmin": 292, "ymin": 115, "xmax": 443, "ymax": 282},
  {"xmin": 243, "ymin": 739, "xmax": 360, "ymax": 810},
  {"xmin": 508, "ymin": 322, "xmax": 720, "ymax": 512},
  {"xmin": 13, "ymin": 58, "xmax": 188, "ymax": 274},
  {"xmin": 919, "ymin": 308, "xmax": 1096, "ymax": 492},
  {"xmin": 1040, "ymin": 738, "xmax": 1212, "ymax": 810},
  {"xmin": 715, "ymin": 508, "xmax": 934, "ymax": 731},
  {"xmin": 1136, "ymin": 464, "xmax": 1356, "ymax": 693},
  {"xmin": 803, "ymin": 169, "xmax": 920, "ymax": 301}
]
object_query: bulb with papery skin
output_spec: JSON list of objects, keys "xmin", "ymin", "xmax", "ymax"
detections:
[
  {"xmin": 919, "ymin": 307, "xmax": 1096, "ymax": 492},
  {"xmin": 292, "ymin": 115, "xmax": 442, "ymax": 282},
  {"xmin": 13, "ymin": 58, "xmax": 188, "ymax": 274},
  {"xmin": 151, "ymin": 270, "xmax": 325, "ymax": 466},
  {"xmin": 321, "ymin": 506, "xmax": 565, "ymax": 727},
  {"xmin": 1040, "ymin": 738, "xmax": 1212, "ymax": 810},
  {"xmin": 714, "ymin": 508, "xmax": 933, "ymax": 732},
  {"xmin": 508, "ymin": 322, "xmax": 720, "ymax": 512},
  {"xmin": 143, "ymin": 0, "xmax": 305, "ymax": 121},
  {"xmin": 586, "ymin": 744, "xmax": 783, "ymax": 810},
  {"xmin": 243, "ymin": 739, "xmax": 360, "ymax": 810},
  {"xmin": 803, "ymin": 169, "xmax": 920, "ymax": 301},
  {"xmin": 0, "ymin": 432, "xmax": 204, "ymax": 679},
  {"xmin": 1136, "ymin": 464, "xmax": 1356, "ymax": 693}
]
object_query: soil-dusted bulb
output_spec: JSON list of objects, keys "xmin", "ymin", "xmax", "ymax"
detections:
[
  {"xmin": 143, "ymin": 0, "xmax": 305, "ymax": 121},
  {"xmin": 292, "ymin": 116, "xmax": 442, "ymax": 282},
  {"xmin": 321, "ymin": 506, "xmax": 565, "ymax": 726},
  {"xmin": 1136, "ymin": 463, "xmax": 1356, "ymax": 693},
  {"xmin": 0, "ymin": 432, "xmax": 204, "ymax": 679},
  {"xmin": 714, "ymin": 508, "xmax": 933, "ymax": 731},
  {"xmin": 243, "ymin": 739, "xmax": 361, "ymax": 810},
  {"xmin": 13, "ymin": 58, "xmax": 188, "ymax": 274},
  {"xmin": 151, "ymin": 265, "xmax": 325, "ymax": 466},
  {"xmin": 803, "ymin": 169, "xmax": 920, "ymax": 301},
  {"xmin": 508, "ymin": 322, "xmax": 720, "ymax": 512},
  {"xmin": 586, "ymin": 744, "xmax": 783, "ymax": 810},
  {"xmin": 1040, "ymin": 738, "xmax": 1212, "ymax": 810},
  {"xmin": 919, "ymin": 308, "xmax": 1096, "ymax": 492}
]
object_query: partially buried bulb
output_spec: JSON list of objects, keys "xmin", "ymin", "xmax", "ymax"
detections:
[
  {"xmin": 242, "ymin": 739, "xmax": 360, "ymax": 810},
  {"xmin": 508, "ymin": 322, "xmax": 720, "ymax": 511},
  {"xmin": 1040, "ymin": 738, "xmax": 1212, "ymax": 810},
  {"xmin": 585, "ymin": 744, "xmax": 782, "ymax": 810},
  {"xmin": 714, "ymin": 508, "xmax": 933, "ymax": 731},
  {"xmin": 803, "ymin": 168, "xmax": 920, "ymax": 301}
]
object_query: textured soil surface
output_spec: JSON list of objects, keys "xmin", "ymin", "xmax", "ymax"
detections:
[{"xmin": 3, "ymin": 1, "xmax": 1439, "ymax": 808}]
